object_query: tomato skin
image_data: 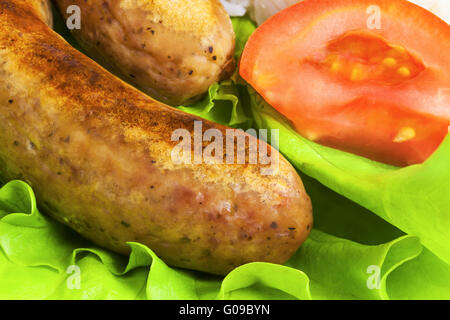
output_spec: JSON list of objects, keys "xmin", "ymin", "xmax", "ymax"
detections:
[{"xmin": 240, "ymin": 0, "xmax": 450, "ymax": 166}]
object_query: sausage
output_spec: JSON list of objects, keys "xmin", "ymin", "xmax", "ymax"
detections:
[
  {"xmin": 54, "ymin": 0, "xmax": 236, "ymax": 106},
  {"xmin": 0, "ymin": 0, "xmax": 312, "ymax": 275},
  {"xmin": 29, "ymin": 0, "xmax": 52, "ymax": 27}
]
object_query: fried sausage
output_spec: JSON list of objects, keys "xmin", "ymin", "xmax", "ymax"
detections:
[
  {"xmin": 54, "ymin": 0, "xmax": 236, "ymax": 106},
  {"xmin": 0, "ymin": 0, "xmax": 312, "ymax": 275},
  {"xmin": 30, "ymin": 0, "xmax": 52, "ymax": 27}
]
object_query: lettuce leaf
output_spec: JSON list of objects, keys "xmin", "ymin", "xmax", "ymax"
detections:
[
  {"xmin": 2, "ymin": 180, "xmax": 449, "ymax": 299},
  {"xmin": 175, "ymin": 16, "xmax": 450, "ymax": 298},
  {"xmin": 218, "ymin": 18, "xmax": 450, "ymax": 266},
  {"xmin": 246, "ymin": 88, "xmax": 450, "ymax": 266}
]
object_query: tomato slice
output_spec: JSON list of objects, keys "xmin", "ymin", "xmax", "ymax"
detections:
[{"xmin": 240, "ymin": 0, "xmax": 450, "ymax": 166}]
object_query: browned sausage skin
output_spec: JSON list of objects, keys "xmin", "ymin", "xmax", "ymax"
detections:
[
  {"xmin": 54, "ymin": 0, "xmax": 236, "ymax": 105},
  {"xmin": 0, "ymin": 0, "xmax": 312, "ymax": 275},
  {"xmin": 28, "ymin": 0, "xmax": 52, "ymax": 26}
]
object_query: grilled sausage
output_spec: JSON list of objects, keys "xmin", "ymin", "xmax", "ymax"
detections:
[
  {"xmin": 54, "ymin": 0, "xmax": 236, "ymax": 105},
  {"xmin": 30, "ymin": 0, "xmax": 52, "ymax": 26},
  {"xmin": 0, "ymin": 0, "xmax": 312, "ymax": 275}
]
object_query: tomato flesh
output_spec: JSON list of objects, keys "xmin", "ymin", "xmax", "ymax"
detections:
[
  {"xmin": 312, "ymin": 31, "xmax": 425, "ymax": 86},
  {"xmin": 240, "ymin": 0, "xmax": 450, "ymax": 166}
]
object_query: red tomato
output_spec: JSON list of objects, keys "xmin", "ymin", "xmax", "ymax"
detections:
[{"xmin": 240, "ymin": 0, "xmax": 450, "ymax": 166}]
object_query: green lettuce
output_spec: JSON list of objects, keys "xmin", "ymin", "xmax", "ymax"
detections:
[
  {"xmin": 0, "ymin": 15, "xmax": 448, "ymax": 300},
  {"xmin": 1, "ymin": 180, "xmax": 449, "ymax": 299},
  {"xmin": 247, "ymin": 88, "xmax": 450, "ymax": 265},
  {"xmin": 181, "ymin": 16, "xmax": 450, "ymax": 266}
]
